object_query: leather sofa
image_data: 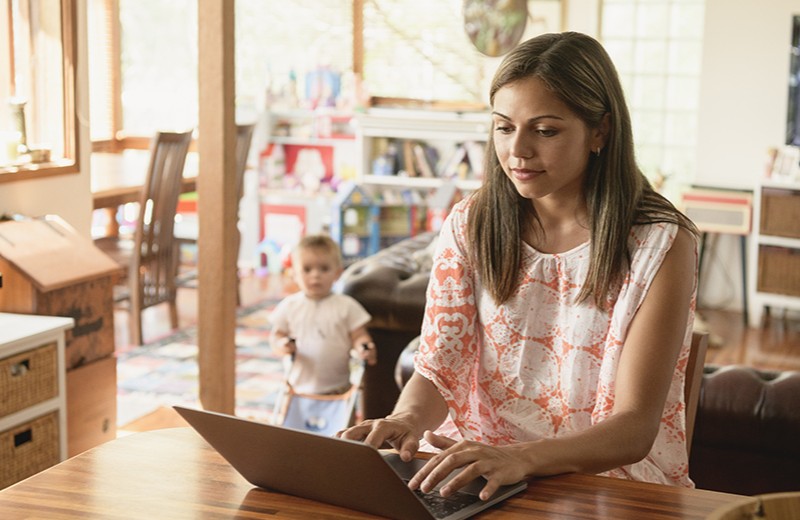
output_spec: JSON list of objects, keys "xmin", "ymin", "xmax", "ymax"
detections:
[
  {"xmin": 340, "ymin": 232, "xmax": 436, "ymax": 421},
  {"xmin": 340, "ymin": 232, "xmax": 800, "ymax": 496}
]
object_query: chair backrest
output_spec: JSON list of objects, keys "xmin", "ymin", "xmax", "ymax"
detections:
[
  {"xmin": 131, "ymin": 130, "xmax": 193, "ymax": 312},
  {"xmin": 685, "ymin": 331, "xmax": 709, "ymax": 455},
  {"xmin": 235, "ymin": 123, "xmax": 255, "ymax": 200}
]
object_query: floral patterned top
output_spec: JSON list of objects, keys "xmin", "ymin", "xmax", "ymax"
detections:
[{"xmin": 414, "ymin": 197, "xmax": 697, "ymax": 487}]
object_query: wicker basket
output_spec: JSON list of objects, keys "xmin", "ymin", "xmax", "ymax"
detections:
[
  {"xmin": 758, "ymin": 246, "xmax": 800, "ymax": 297},
  {"xmin": 0, "ymin": 412, "xmax": 60, "ymax": 489},
  {"xmin": 760, "ymin": 188, "xmax": 800, "ymax": 239},
  {"xmin": 0, "ymin": 343, "xmax": 58, "ymax": 417}
]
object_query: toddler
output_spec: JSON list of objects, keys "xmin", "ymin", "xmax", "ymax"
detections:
[{"xmin": 270, "ymin": 234, "xmax": 376, "ymax": 395}]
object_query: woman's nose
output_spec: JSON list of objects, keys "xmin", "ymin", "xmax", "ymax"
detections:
[{"xmin": 509, "ymin": 133, "xmax": 533, "ymax": 159}]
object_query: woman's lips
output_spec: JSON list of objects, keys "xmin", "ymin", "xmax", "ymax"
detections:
[{"xmin": 511, "ymin": 168, "xmax": 543, "ymax": 180}]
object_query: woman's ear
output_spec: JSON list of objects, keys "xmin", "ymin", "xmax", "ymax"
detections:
[{"xmin": 594, "ymin": 112, "xmax": 611, "ymax": 150}]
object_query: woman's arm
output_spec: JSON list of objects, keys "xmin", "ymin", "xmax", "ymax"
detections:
[{"xmin": 412, "ymin": 227, "xmax": 697, "ymax": 498}]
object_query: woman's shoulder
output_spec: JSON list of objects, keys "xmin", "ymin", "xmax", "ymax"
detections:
[{"xmin": 629, "ymin": 222, "xmax": 697, "ymax": 264}]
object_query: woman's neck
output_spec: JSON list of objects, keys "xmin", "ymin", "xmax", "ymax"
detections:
[{"xmin": 526, "ymin": 195, "xmax": 590, "ymax": 254}]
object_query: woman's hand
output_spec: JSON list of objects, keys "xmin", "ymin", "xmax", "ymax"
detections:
[
  {"xmin": 411, "ymin": 431, "xmax": 530, "ymax": 501},
  {"xmin": 337, "ymin": 413, "xmax": 421, "ymax": 462}
]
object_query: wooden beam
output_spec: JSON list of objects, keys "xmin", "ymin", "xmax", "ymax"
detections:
[{"xmin": 197, "ymin": 0, "xmax": 237, "ymax": 413}]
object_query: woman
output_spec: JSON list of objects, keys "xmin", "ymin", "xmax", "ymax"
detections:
[{"xmin": 340, "ymin": 32, "xmax": 698, "ymax": 499}]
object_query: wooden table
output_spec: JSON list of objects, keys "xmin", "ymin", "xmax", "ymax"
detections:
[
  {"xmin": 0, "ymin": 428, "xmax": 744, "ymax": 519},
  {"xmin": 90, "ymin": 150, "xmax": 199, "ymax": 210}
]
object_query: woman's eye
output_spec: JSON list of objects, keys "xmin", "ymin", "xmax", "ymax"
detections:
[
  {"xmin": 494, "ymin": 125, "xmax": 513, "ymax": 134},
  {"xmin": 536, "ymin": 128, "xmax": 557, "ymax": 137}
]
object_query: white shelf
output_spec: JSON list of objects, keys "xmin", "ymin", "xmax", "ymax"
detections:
[
  {"xmin": 756, "ymin": 234, "xmax": 800, "ymax": 248},
  {"xmin": 354, "ymin": 109, "xmax": 490, "ymax": 192},
  {"xmin": 748, "ymin": 179, "xmax": 800, "ymax": 325},
  {"xmin": 362, "ymin": 174, "xmax": 481, "ymax": 191},
  {"xmin": 268, "ymin": 136, "xmax": 354, "ymax": 147}
]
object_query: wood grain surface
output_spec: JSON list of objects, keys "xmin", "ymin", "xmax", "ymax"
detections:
[{"xmin": 0, "ymin": 427, "xmax": 743, "ymax": 519}]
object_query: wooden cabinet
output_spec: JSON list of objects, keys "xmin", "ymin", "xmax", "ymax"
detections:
[
  {"xmin": 0, "ymin": 313, "xmax": 73, "ymax": 489},
  {"xmin": 749, "ymin": 179, "xmax": 800, "ymax": 324},
  {"xmin": 0, "ymin": 216, "xmax": 121, "ymax": 455}
]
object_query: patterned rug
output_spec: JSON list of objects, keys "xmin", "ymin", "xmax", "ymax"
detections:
[{"xmin": 116, "ymin": 298, "xmax": 285, "ymax": 427}]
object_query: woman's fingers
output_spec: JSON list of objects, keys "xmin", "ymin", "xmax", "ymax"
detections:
[{"xmin": 411, "ymin": 437, "xmax": 529, "ymax": 500}]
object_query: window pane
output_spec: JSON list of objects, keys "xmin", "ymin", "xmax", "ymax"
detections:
[
  {"xmin": 601, "ymin": 0, "xmax": 705, "ymax": 192},
  {"xmin": 668, "ymin": 41, "xmax": 702, "ymax": 75},
  {"xmin": 666, "ymin": 76, "xmax": 699, "ymax": 110},
  {"xmin": 670, "ymin": 2, "xmax": 705, "ymax": 39},
  {"xmin": 363, "ymin": 0, "xmax": 484, "ymax": 103},
  {"xmin": 1, "ymin": 0, "xmax": 73, "ymax": 172},
  {"xmin": 119, "ymin": 0, "xmax": 197, "ymax": 134},
  {"xmin": 664, "ymin": 112, "xmax": 698, "ymax": 146},
  {"xmin": 636, "ymin": 3, "xmax": 669, "ymax": 39},
  {"xmin": 631, "ymin": 75, "xmax": 666, "ymax": 110},
  {"xmin": 603, "ymin": 3, "xmax": 636, "ymax": 39},
  {"xmin": 236, "ymin": 0, "xmax": 352, "ymax": 115},
  {"xmin": 634, "ymin": 41, "xmax": 668, "ymax": 74}
]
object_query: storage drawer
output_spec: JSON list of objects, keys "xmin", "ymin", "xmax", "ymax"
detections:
[
  {"xmin": 760, "ymin": 188, "xmax": 800, "ymax": 238},
  {"xmin": 0, "ymin": 411, "xmax": 60, "ymax": 489},
  {"xmin": 757, "ymin": 246, "xmax": 800, "ymax": 297},
  {"xmin": 0, "ymin": 342, "xmax": 58, "ymax": 417}
]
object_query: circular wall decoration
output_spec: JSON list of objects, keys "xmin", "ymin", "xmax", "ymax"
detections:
[{"xmin": 463, "ymin": 0, "xmax": 528, "ymax": 57}]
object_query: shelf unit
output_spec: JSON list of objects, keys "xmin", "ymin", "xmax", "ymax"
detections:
[
  {"xmin": 0, "ymin": 312, "xmax": 73, "ymax": 489},
  {"xmin": 748, "ymin": 178, "xmax": 800, "ymax": 324},
  {"xmin": 353, "ymin": 108, "xmax": 490, "ymax": 192},
  {"xmin": 261, "ymin": 108, "xmax": 357, "ymax": 190}
]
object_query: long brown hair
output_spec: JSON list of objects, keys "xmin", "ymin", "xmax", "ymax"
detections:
[{"xmin": 467, "ymin": 32, "xmax": 697, "ymax": 307}]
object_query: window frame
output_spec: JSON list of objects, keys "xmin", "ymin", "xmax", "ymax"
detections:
[{"xmin": 0, "ymin": 0, "xmax": 79, "ymax": 183}]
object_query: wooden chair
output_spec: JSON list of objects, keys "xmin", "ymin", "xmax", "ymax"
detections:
[
  {"xmin": 96, "ymin": 130, "xmax": 193, "ymax": 346},
  {"xmin": 685, "ymin": 331, "xmax": 709, "ymax": 455},
  {"xmin": 174, "ymin": 123, "xmax": 255, "ymax": 301},
  {"xmin": 708, "ymin": 491, "xmax": 800, "ymax": 520}
]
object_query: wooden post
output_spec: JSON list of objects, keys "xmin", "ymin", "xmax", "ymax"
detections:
[{"xmin": 196, "ymin": 0, "xmax": 237, "ymax": 413}]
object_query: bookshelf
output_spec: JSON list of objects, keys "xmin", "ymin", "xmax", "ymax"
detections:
[{"xmin": 353, "ymin": 109, "xmax": 491, "ymax": 192}]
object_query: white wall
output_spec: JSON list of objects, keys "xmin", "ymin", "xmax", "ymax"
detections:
[
  {"xmin": 0, "ymin": 0, "xmax": 92, "ymax": 237},
  {"xmin": 696, "ymin": 0, "xmax": 795, "ymax": 190},
  {"xmin": 694, "ymin": 0, "xmax": 797, "ymax": 313}
]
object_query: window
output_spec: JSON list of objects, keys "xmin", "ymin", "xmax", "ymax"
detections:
[
  {"xmin": 0, "ymin": 0, "xmax": 78, "ymax": 180},
  {"xmin": 363, "ymin": 0, "xmax": 485, "ymax": 105},
  {"xmin": 89, "ymin": 0, "xmax": 503, "ymax": 143},
  {"xmin": 601, "ymin": 0, "xmax": 705, "ymax": 199}
]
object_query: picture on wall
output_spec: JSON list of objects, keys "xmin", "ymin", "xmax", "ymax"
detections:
[{"xmin": 787, "ymin": 15, "xmax": 800, "ymax": 146}]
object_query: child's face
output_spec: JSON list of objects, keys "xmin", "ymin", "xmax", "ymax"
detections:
[{"xmin": 293, "ymin": 247, "xmax": 342, "ymax": 300}]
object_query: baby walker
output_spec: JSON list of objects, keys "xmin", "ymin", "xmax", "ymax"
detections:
[{"xmin": 273, "ymin": 343, "xmax": 367, "ymax": 436}]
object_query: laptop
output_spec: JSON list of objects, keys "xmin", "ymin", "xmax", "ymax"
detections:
[{"xmin": 174, "ymin": 406, "xmax": 527, "ymax": 520}]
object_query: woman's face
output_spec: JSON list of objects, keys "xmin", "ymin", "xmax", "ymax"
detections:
[{"xmin": 491, "ymin": 76, "xmax": 604, "ymax": 202}]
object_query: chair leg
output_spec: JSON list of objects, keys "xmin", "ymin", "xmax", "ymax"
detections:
[
  {"xmin": 130, "ymin": 308, "xmax": 143, "ymax": 346},
  {"xmin": 169, "ymin": 299, "xmax": 179, "ymax": 331}
]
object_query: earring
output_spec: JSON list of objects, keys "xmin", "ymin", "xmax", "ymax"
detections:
[{"xmin": 595, "ymin": 147, "xmax": 602, "ymax": 157}]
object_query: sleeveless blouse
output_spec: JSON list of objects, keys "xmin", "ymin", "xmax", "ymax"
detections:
[{"xmin": 414, "ymin": 198, "xmax": 697, "ymax": 487}]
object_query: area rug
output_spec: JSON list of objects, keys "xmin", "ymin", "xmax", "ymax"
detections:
[{"xmin": 116, "ymin": 298, "xmax": 285, "ymax": 427}]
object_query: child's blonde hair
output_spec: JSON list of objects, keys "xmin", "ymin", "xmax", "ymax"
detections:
[{"xmin": 292, "ymin": 234, "xmax": 343, "ymax": 268}]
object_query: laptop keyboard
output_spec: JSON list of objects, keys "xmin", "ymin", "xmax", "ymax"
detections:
[{"xmin": 406, "ymin": 481, "xmax": 480, "ymax": 519}]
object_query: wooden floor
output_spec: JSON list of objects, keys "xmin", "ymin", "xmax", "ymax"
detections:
[{"xmin": 116, "ymin": 272, "xmax": 800, "ymax": 433}]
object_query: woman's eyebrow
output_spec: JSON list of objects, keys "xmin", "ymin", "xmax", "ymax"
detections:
[{"xmin": 491, "ymin": 111, "xmax": 565, "ymax": 123}]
